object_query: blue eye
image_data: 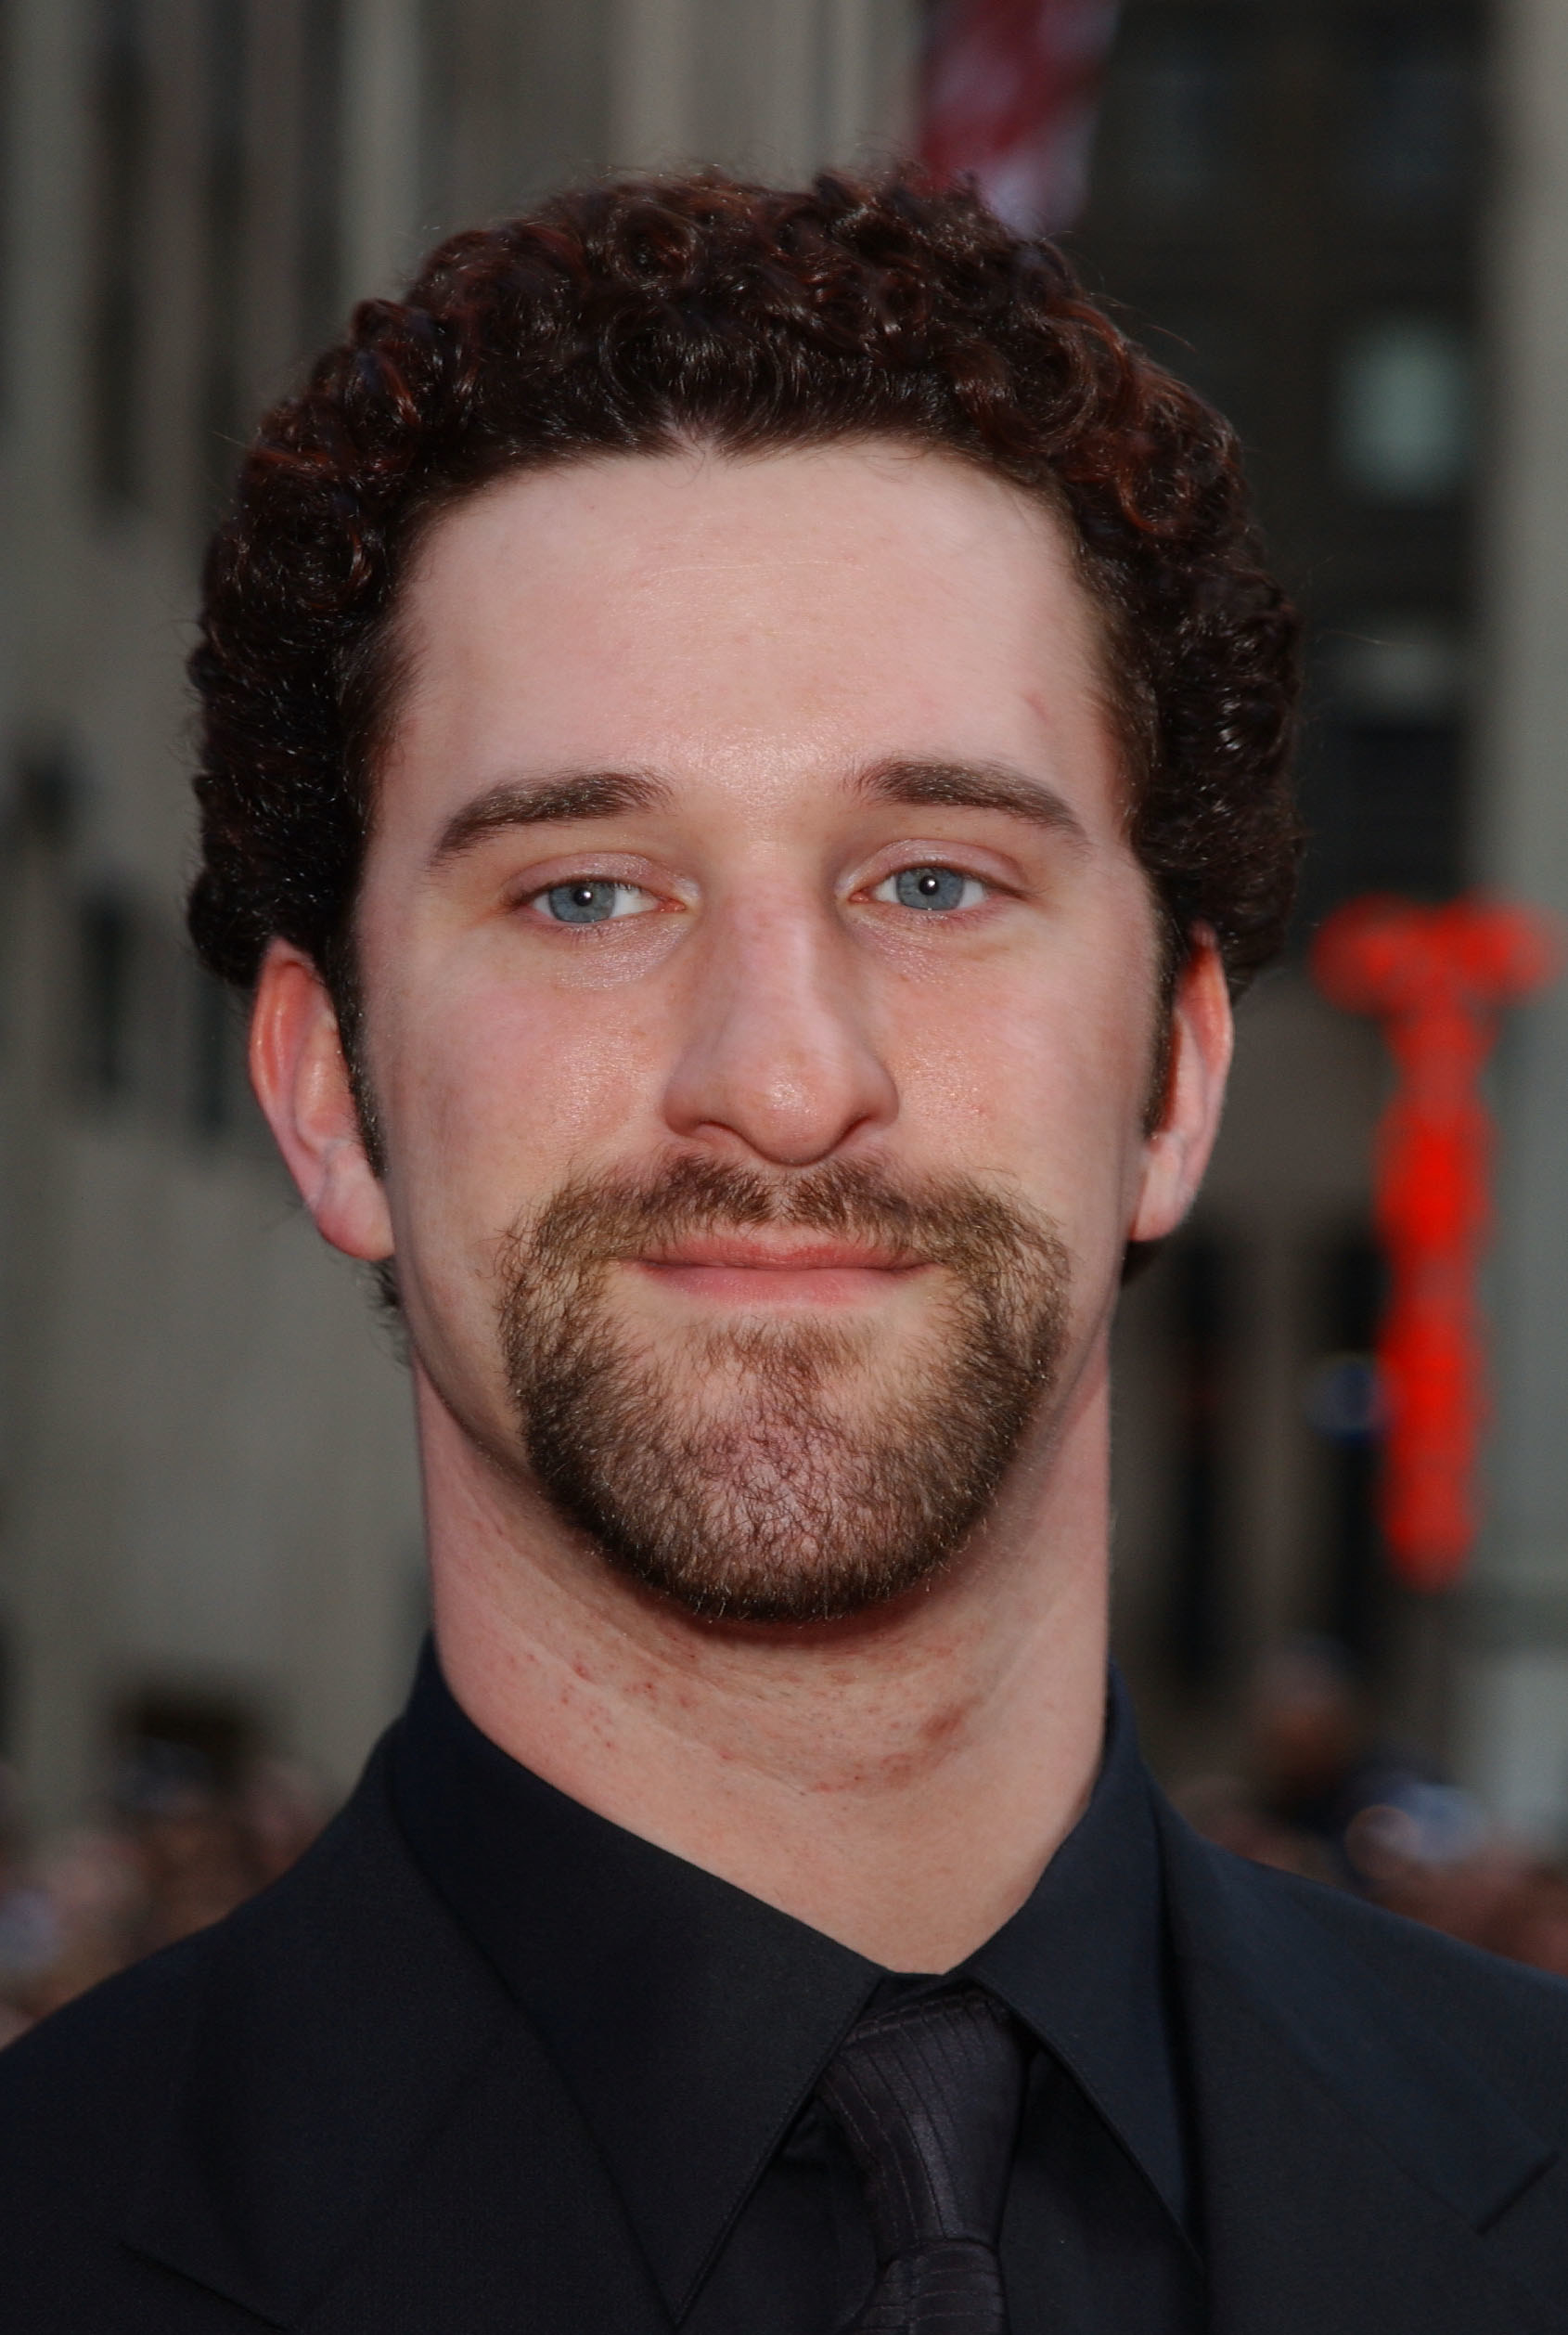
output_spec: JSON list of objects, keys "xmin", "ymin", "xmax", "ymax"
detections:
[
  {"xmin": 537, "ymin": 880, "xmax": 652, "ymax": 924},
  {"xmin": 875, "ymin": 866, "xmax": 984, "ymax": 912}
]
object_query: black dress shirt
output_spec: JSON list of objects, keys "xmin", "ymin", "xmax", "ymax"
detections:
[{"xmin": 390, "ymin": 1646, "xmax": 1203, "ymax": 2331}]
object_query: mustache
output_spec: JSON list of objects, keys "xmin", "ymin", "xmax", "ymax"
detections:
[{"xmin": 513, "ymin": 1155, "xmax": 1064, "ymax": 1280}]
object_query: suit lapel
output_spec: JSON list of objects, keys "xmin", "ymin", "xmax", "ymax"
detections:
[
  {"xmin": 299, "ymin": 2010, "xmax": 676, "ymax": 2335},
  {"xmin": 1158, "ymin": 1805, "xmax": 1565, "ymax": 2335},
  {"xmin": 122, "ymin": 1747, "xmax": 672, "ymax": 2334}
]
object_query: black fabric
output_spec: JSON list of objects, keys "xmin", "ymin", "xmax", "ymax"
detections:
[
  {"xmin": 3, "ymin": 1704, "xmax": 1568, "ymax": 2331},
  {"xmin": 389, "ymin": 1645, "xmax": 1199, "ymax": 2330},
  {"xmin": 818, "ymin": 1984, "xmax": 1025, "ymax": 2331}
]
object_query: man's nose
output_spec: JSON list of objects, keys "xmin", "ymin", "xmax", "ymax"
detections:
[{"xmin": 660, "ymin": 890, "xmax": 899, "ymax": 1167}]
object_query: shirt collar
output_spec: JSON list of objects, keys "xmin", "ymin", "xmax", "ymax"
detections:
[
  {"xmin": 390, "ymin": 1643, "xmax": 1187, "ymax": 2316},
  {"xmin": 967, "ymin": 1673, "xmax": 1191, "ymax": 2237}
]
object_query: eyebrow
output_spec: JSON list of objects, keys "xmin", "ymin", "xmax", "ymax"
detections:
[
  {"xmin": 431, "ymin": 768, "xmax": 674, "ymax": 865},
  {"xmin": 429, "ymin": 753, "xmax": 1089, "ymax": 868},
  {"xmin": 853, "ymin": 756, "xmax": 1091, "ymax": 847}
]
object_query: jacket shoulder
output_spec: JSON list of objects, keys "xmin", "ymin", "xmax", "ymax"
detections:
[
  {"xmin": 0, "ymin": 1915, "xmax": 244, "ymax": 2326},
  {"xmin": 1163, "ymin": 1805, "xmax": 1568, "ymax": 2134},
  {"xmin": 0, "ymin": 1921, "xmax": 212, "ymax": 2161},
  {"xmin": 0, "ymin": 1742, "xmax": 393, "ymax": 2130},
  {"xmin": 0, "ymin": 1738, "xmax": 508, "ymax": 2328},
  {"xmin": 0, "ymin": 1741, "xmax": 662, "ymax": 2335}
]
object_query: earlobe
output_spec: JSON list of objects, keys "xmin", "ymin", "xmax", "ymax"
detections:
[
  {"xmin": 1127, "ymin": 931, "xmax": 1234, "ymax": 1246},
  {"xmin": 249, "ymin": 940, "xmax": 394, "ymax": 1264}
]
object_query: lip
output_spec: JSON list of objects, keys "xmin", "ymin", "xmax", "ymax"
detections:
[
  {"xmin": 629, "ymin": 1233, "xmax": 924, "ymax": 1307},
  {"xmin": 636, "ymin": 1235, "xmax": 917, "ymax": 1271}
]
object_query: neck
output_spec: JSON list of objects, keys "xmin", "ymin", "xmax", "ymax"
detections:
[{"xmin": 419, "ymin": 1355, "xmax": 1112, "ymax": 1971}]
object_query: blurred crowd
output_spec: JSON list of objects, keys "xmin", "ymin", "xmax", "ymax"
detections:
[
  {"xmin": 1175, "ymin": 1639, "xmax": 1568, "ymax": 1979},
  {"xmin": 0, "ymin": 1722, "xmax": 327, "ymax": 2047},
  {"xmin": 3, "ymin": 1645, "xmax": 1567, "ymax": 2047}
]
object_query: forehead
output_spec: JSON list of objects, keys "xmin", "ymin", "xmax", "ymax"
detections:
[{"xmin": 385, "ymin": 443, "xmax": 1118, "ymax": 824}]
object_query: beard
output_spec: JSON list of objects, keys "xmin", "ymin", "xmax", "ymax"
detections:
[{"xmin": 496, "ymin": 1155, "xmax": 1072, "ymax": 1624}]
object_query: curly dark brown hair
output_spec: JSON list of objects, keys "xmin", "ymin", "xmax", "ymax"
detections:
[{"xmin": 186, "ymin": 170, "xmax": 1301, "ymax": 1032}]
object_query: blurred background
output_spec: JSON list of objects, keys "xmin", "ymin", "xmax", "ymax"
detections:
[{"xmin": 2, "ymin": 0, "xmax": 1568, "ymax": 2027}]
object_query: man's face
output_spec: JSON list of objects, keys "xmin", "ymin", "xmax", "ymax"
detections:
[{"xmin": 297, "ymin": 445, "xmax": 1217, "ymax": 1619}]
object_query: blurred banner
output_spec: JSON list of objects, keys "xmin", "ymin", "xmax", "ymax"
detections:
[
  {"xmin": 1313, "ymin": 897, "xmax": 1564, "ymax": 1593},
  {"xmin": 920, "ymin": 0, "xmax": 1121, "ymax": 232}
]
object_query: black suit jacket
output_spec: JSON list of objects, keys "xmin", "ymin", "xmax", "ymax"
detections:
[{"xmin": 2, "ymin": 1739, "xmax": 1567, "ymax": 2333}]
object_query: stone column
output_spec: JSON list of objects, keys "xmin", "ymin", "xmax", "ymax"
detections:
[
  {"xmin": 608, "ymin": 0, "xmax": 917, "ymax": 180},
  {"xmin": 607, "ymin": 0, "xmax": 698, "ymax": 164},
  {"xmin": 341, "ymin": 0, "xmax": 423, "ymax": 299},
  {"xmin": 1459, "ymin": 0, "xmax": 1568, "ymax": 1839}
]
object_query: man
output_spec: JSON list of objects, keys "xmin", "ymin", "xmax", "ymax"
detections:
[{"xmin": 2, "ymin": 173, "xmax": 1565, "ymax": 2333}]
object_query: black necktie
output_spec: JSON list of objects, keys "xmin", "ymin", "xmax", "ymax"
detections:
[{"xmin": 817, "ymin": 1983, "xmax": 1027, "ymax": 2334}]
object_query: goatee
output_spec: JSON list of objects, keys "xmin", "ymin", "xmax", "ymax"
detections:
[{"xmin": 497, "ymin": 1155, "xmax": 1071, "ymax": 1623}]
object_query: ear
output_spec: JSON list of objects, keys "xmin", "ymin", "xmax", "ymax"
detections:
[
  {"xmin": 249, "ymin": 939, "xmax": 393, "ymax": 1264},
  {"xmin": 1127, "ymin": 930, "xmax": 1234, "ymax": 1245}
]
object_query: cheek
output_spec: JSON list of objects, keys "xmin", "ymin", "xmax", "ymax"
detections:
[
  {"xmin": 383, "ymin": 969, "xmax": 670, "ymax": 1235},
  {"xmin": 893, "ymin": 942, "xmax": 1156, "ymax": 1232}
]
